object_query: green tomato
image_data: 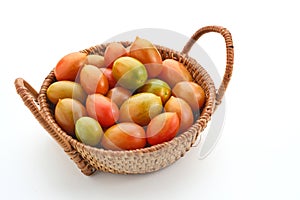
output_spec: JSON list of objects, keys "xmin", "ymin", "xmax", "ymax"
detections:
[{"xmin": 75, "ymin": 117, "xmax": 103, "ymax": 146}]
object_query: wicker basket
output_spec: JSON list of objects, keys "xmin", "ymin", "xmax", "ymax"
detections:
[{"xmin": 14, "ymin": 26, "xmax": 234, "ymax": 176}]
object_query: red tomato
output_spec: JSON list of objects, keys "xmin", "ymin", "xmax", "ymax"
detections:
[
  {"xmin": 54, "ymin": 52, "xmax": 87, "ymax": 81},
  {"xmin": 86, "ymin": 94, "xmax": 119, "ymax": 128},
  {"xmin": 101, "ymin": 122, "xmax": 146, "ymax": 150},
  {"xmin": 99, "ymin": 68, "xmax": 117, "ymax": 89},
  {"xmin": 146, "ymin": 112, "xmax": 180, "ymax": 146}
]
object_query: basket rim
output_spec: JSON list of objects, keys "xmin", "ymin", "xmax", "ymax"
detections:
[{"xmin": 37, "ymin": 42, "xmax": 217, "ymax": 157}]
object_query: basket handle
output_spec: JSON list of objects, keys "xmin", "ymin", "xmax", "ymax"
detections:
[
  {"xmin": 182, "ymin": 26, "xmax": 234, "ymax": 109},
  {"xmin": 14, "ymin": 78, "xmax": 96, "ymax": 176},
  {"xmin": 14, "ymin": 78, "xmax": 57, "ymax": 133}
]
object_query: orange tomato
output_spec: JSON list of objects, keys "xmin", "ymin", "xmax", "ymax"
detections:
[
  {"xmin": 158, "ymin": 59, "xmax": 192, "ymax": 88},
  {"xmin": 146, "ymin": 112, "xmax": 180, "ymax": 146},
  {"xmin": 164, "ymin": 96, "xmax": 194, "ymax": 133},
  {"xmin": 172, "ymin": 81, "xmax": 206, "ymax": 112},
  {"xmin": 129, "ymin": 37, "xmax": 163, "ymax": 78},
  {"xmin": 55, "ymin": 98, "xmax": 87, "ymax": 137},
  {"xmin": 101, "ymin": 122, "xmax": 146, "ymax": 150},
  {"xmin": 54, "ymin": 52, "xmax": 87, "ymax": 81}
]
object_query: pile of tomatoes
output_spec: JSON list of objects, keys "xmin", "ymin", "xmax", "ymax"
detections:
[{"xmin": 47, "ymin": 36, "xmax": 206, "ymax": 151}]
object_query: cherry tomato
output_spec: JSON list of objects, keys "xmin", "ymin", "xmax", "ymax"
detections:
[
  {"xmin": 101, "ymin": 122, "xmax": 146, "ymax": 150},
  {"xmin": 164, "ymin": 96, "xmax": 194, "ymax": 133},
  {"xmin": 80, "ymin": 65, "xmax": 109, "ymax": 95},
  {"xmin": 146, "ymin": 112, "xmax": 180, "ymax": 146},
  {"xmin": 172, "ymin": 81, "xmax": 206, "ymax": 112},
  {"xmin": 55, "ymin": 98, "xmax": 87, "ymax": 137},
  {"xmin": 75, "ymin": 117, "xmax": 103, "ymax": 147},
  {"xmin": 158, "ymin": 59, "xmax": 192, "ymax": 88},
  {"xmin": 99, "ymin": 68, "xmax": 117, "ymax": 89},
  {"xmin": 86, "ymin": 94, "xmax": 119, "ymax": 128},
  {"xmin": 104, "ymin": 42, "xmax": 128, "ymax": 68},
  {"xmin": 135, "ymin": 78, "xmax": 171, "ymax": 104},
  {"xmin": 106, "ymin": 86, "xmax": 132, "ymax": 108},
  {"xmin": 54, "ymin": 52, "xmax": 87, "ymax": 81}
]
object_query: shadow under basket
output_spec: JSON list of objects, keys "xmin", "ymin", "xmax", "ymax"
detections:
[{"xmin": 14, "ymin": 26, "xmax": 234, "ymax": 176}]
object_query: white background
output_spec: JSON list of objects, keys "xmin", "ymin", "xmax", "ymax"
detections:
[{"xmin": 1, "ymin": 0, "xmax": 300, "ymax": 199}]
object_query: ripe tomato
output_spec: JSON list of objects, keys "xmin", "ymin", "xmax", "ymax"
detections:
[
  {"xmin": 101, "ymin": 122, "xmax": 146, "ymax": 150},
  {"xmin": 129, "ymin": 37, "xmax": 163, "ymax": 78},
  {"xmin": 99, "ymin": 68, "xmax": 117, "ymax": 89},
  {"xmin": 55, "ymin": 98, "xmax": 87, "ymax": 137},
  {"xmin": 172, "ymin": 81, "xmax": 206, "ymax": 112},
  {"xmin": 119, "ymin": 93, "xmax": 162, "ymax": 126},
  {"xmin": 54, "ymin": 52, "xmax": 87, "ymax": 81},
  {"xmin": 158, "ymin": 59, "xmax": 192, "ymax": 88},
  {"xmin": 146, "ymin": 112, "xmax": 180, "ymax": 146},
  {"xmin": 164, "ymin": 96, "xmax": 194, "ymax": 133},
  {"xmin": 86, "ymin": 94, "xmax": 119, "ymax": 128}
]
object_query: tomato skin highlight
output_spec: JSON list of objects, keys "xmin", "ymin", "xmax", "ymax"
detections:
[
  {"xmin": 101, "ymin": 122, "xmax": 146, "ymax": 151},
  {"xmin": 146, "ymin": 112, "xmax": 180, "ymax": 146}
]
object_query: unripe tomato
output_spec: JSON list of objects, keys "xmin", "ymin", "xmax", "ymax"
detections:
[
  {"xmin": 112, "ymin": 56, "xmax": 148, "ymax": 90},
  {"xmin": 75, "ymin": 117, "xmax": 103, "ymax": 147},
  {"xmin": 135, "ymin": 79, "xmax": 171, "ymax": 104}
]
